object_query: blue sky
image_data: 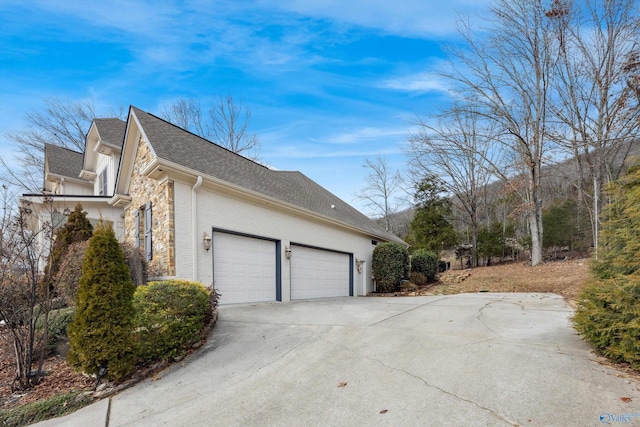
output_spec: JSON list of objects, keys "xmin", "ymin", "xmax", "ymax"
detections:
[{"xmin": 0, "ymin": 0, "xmax": 491, "ymax": 215}]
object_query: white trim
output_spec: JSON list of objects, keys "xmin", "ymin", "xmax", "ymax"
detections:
[{"xmin": 191, "ymin": 176, "xmax": 203, "ymax": 281}]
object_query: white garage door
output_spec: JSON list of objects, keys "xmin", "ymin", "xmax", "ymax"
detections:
[
  {"xmin": 290, "ymin": 245, "xmax": 351, "ymax": 300},
  {"xmin": 213, "ymin": 232, "xmax": 276, "ymax": 304}
]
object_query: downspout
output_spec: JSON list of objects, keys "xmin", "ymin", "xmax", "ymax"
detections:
[{"xmin": 192, "ymin": 176, "xmax": 203, "ymax": 281}]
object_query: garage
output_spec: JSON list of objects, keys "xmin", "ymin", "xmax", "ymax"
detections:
[
  {"xmin": 213, "ymin": 231, "xmax": 278, "ymax": 304},
  {"xmin": 290, "ymin": 244, "xmax": 352, "ymax": 300}
]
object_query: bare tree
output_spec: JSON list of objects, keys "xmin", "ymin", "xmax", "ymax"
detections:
[
  {"xmin": 443, "ymin": 0, "xmax": 557, "ymax": 265},
  {"xmin": 2, "ymin": 98, "xmax": 97, "ymax": 192},
  {"xmin": 354, "ymin": 156, "xmax": 404, "ymax": 233},
  {"xmin": 546, "ymin": 0, "xmax": 640, "ymax": 256},
  {"xmin": 0, "ymin": 186, "xmax": 60, "ymax": 389},
  {"xmin": 162, "ymin": 95, "xmax": 261, "ymax": 160},
  {"xmin": 407, "ymin": 107, "xmax": 498, "ymax": 266}
]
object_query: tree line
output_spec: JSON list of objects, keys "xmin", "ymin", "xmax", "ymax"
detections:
[{"xmin": 360, "ymin": 0, "xmax": 639, "ymax": 266}]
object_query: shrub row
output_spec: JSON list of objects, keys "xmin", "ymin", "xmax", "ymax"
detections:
[
  {"xmin": 372, "ymin": 243, "xmax": 440, "ymax": 292},
  {"xmin": 67, "ymin": 222, "xmax": 215, "ymax": 381}
]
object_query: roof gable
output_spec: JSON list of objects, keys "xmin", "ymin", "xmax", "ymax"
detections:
[
  {"xmin": 45, "ymin": 144, "xmax": 84, "ymax": 179},
  {"xmin": 93, "ymin": 118, "xmax": 126, "ymax": 148}
]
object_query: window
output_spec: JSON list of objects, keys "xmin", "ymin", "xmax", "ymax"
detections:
[
  {"xmin": 99, "ymin": 169, "xmax": 108, "ymax": 196},
  {"xmin": 135, "ymin": 202, "xmax": 152, "ymax": 261}
]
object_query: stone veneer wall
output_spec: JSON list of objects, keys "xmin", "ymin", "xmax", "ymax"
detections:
[{"xmin": 124, "ymin": 136, "xmax": 176, "ymax": 278}]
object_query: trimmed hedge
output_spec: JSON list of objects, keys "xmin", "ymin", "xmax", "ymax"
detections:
[
  {"xmin": 411, "ymin": 249, "xmax": 438, "ymax": 283},
  {"xmin": 372, "ymin": 242, "xmax": 408, "ymax": 293},
  {"xmin": 134, "ymin": 280, "xmax": 211, "ymax": 362}
]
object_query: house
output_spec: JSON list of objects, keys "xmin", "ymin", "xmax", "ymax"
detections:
[{"xmin": 22, "ymin": 106, "xmax": 404, "ymax": 304}]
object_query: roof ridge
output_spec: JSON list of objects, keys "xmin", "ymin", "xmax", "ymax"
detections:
[
  {"xmin": 45, "ymin": 143, "xmax": 84, "ymax": 155},
  {"xmin": 94, "ymin": 117, "xmax": 126, "ymax": 122},
  {"xmin": 130, "ymin": 105, "xmax": 270, "ymax": 171}
]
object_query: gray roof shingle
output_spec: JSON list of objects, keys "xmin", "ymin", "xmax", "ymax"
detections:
[
  {"xmin": 131, "ymin": 106, "xmax": 402, "ymax": 242},
  {"xmin": 94, "ymin": 118, "xmax": 126, "ymax": 148},
  {"xmin": 45, "ymin": 144, "xmax": 84, "ymax": 179}
]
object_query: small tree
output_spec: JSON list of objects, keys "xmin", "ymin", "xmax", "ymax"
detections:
[
  {"xmin": 406, "ymin": 175, "xmax": 458, "ymax": 253},
  {"xmin": 67, "ymin": 222, "xmax": 137, "ymax": 380},
  {"xmin": 372, "ymin": 242, "xmax": 408, "ymax": 293},
  {"xmin": 354, "ymin": 156, "xmax": 404, "ymax": 234},
  {"xmin": 0, "ymin": 190, "xmax": 58, "ymax": 389},
  {"xmin": 43, "ymin": 204, "xmax": 92, "ymax": 292}
]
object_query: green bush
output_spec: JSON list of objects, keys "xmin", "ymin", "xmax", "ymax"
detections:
[
  {"xmin": 411, "ymin": 249, "xmax": 438, "ymax": 282},
  {"xmin": 372, "ymin": 242, "xmax": 408, "ymax": 293},
  {"xmin": 574, "ymin": 275, "xmax": 640, "ymax": 368},
  {"xmin": 573, "ymin": 160, "xmax": 640, "ymax": 369},
  {"xmin": 67, "ymin": 222, "xmax": 137, "ymax": 380},
  {"xmin": 134, "ymin": 280, "xmax": 211, "ymax": 362},
  {"xmin": 36, "ymin": 307, "xmax": 75, "ymax": 356}
]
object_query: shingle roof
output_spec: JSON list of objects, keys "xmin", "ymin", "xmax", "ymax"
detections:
[
  {"xmin": 131, "ymin": 106, "xmax": 403, "ymax": 242},
  {"xmin": 45, "ymin": 144, "xmax": 84, "ymax": 179},
  {"xmin": 94, "ymin": 118, "xmax": 126, "ymax": 148}
]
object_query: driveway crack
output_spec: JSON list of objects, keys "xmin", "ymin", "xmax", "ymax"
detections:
[
  {"xmin": 369, "ymin": 297, "xmax": 449, "ymax": 326},
  {"xmin": 364, "ymin": 354, "xmax": 518, "ymax": 426},
  {"xmin": 477, "ymin": 302, "xmax": 501, "ymax": 337},
  {"xmin": 313, "ymin": 331, "xmax": 518, "ymax": 426}
]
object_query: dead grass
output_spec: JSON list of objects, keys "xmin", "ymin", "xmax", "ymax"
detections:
[{"xmin": 433, "ymin": 258, "xmax": 589, "ymax": 306}]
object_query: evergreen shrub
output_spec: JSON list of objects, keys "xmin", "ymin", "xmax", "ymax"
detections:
[
  {"xmin": 372, "ymin": 242, "xmax": 408, "ymax": 293},
  {"xmin": 67, "ymin": 223, "xmax": 137, "ymax": 380},
  {"xmin": 411, "ymin": 249, "xmax": 439, "ymax": 282},
  {"xmin": 574, "ymin": 161, "xmax": 640, "ymax": 369},
  {"xmin": 134, "ymin": 280, "xmax": 211, "ymax": 362}
]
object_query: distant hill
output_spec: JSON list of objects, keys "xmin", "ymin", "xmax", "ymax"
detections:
[{"xmin": 376, "ymin": 138, "xmax": 640, "ymax": 240}]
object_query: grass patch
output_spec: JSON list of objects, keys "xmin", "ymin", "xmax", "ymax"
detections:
[{"xmin": 0, "ymin": 391, "xmax": 92, "ymax": 427}]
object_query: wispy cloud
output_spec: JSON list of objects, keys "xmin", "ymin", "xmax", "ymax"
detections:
[
  {"xmin": 320, "ymin": 126, "xmax": 407, "ymax": 145},
  {"xmin": 378, "ymin": 72, "xmax": 452, "ymax": 94},
  {"xmin": 259, "ymin": 0, "xmax": 492, "ymax": 38}
]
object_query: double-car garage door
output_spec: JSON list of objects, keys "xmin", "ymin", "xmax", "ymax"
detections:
[{"xmin": 213, "ymin": 231, "xmax": 351, "ymax": 304}]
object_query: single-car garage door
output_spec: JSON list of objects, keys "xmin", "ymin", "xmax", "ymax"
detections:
[
  {"xmin": 213, "ymin": 232, "xmax": 277, "ymax": 304},
  {"xmin": 290, "ymin": 245, "xmax": 351, "ymax": 300}
]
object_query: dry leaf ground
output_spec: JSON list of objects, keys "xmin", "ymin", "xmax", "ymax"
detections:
[{"xmin": 432, "ymin": 258, "xmax": 589, "ymax": 306}]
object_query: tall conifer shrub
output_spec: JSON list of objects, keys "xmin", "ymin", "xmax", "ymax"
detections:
[
  {"xmin": 574, "ymin": 161, "xmax": 640, "ymax": 368},
  {"xmin": 67, "ymin": 222, "xmax": 137, "ymax": 380}
]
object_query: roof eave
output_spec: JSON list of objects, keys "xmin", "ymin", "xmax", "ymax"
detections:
[{"xmin": 144, "ymin": 158, "xmax": 399, "ymax": 242}]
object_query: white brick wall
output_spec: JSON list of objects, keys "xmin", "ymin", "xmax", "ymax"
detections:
[
  {"xmin": 180, "ymin": 185, "xmax": 377, "ymax": 301},
  {"xmin": 174, "ymin": 181, "xmax": 194, "ymax": 280}
]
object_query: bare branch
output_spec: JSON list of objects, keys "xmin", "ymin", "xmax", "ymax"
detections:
[
  {"xmin": 354, "ymin": 156, "xmax": 404, "ymax": 233},
  {"xmin": 162, "ymin": 95, "xmax": 262, "ymax": 160}
]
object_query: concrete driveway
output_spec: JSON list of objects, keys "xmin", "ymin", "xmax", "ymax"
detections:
[{"xmin": 38, "ymin": 294, "xmax": 640, "ymax": 426}]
